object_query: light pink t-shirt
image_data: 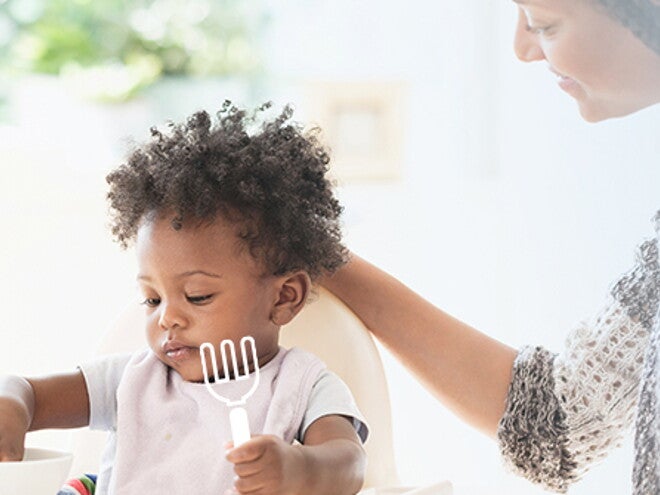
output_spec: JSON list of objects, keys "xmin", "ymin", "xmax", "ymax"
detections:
[{"xmin": 80, "ymin": 347, "xmax": 367, "ymax": 495}]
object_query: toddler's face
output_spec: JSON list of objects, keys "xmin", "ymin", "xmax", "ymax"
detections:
[{"xmin": 135, "ymin": 213, "xmax": 282, "ymax": 382}]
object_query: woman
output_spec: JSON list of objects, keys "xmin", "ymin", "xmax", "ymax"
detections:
[{"xmin": 323, "ymin": 0, "xmax": 660, "ymax": 493}]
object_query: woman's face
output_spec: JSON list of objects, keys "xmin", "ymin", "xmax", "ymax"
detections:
[{"xmin": 512, "ymin": 0, "xmax": 660, "ymax": 122}]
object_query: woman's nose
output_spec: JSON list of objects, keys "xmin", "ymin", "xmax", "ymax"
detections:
[
  {"xmin": 513, "ymin": 7, "xmax": 545, "ymax": 62},
  {"xmin": 158, "ymin": 302, "xmax": 187, "ymax": 331}
]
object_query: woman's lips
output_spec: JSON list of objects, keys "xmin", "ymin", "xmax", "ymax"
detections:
[
  {"xmin": 557, "ymin": 75, "xmax": 581, "ymax": 96},
  {"xmin": 550, "ymin": 68, "xmax": 582, "ymax": 97}
]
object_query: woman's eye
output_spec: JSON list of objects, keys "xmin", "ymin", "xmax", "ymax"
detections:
[
  {"xmin": 187, "ymin": 294, "xmax": 213, "ymax": 304},
  {"xmin": 522, "ymin": 9, "xmax": 556, "ymax": 36},
  {"xmin": 525, "ymin": 21, "xmax": 555, "ymax": 35},
  {"xmin": 142, "ymin": 298, "xmax": 160, "ymax": 307},
  {"xmin": 528, "ymin": 25, "xmax": 549, "ymax": 34}
]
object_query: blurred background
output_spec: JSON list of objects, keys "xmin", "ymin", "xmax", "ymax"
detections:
[{"xmin": 1, "ymin": 1, "xmax": 658, "ymax": 493}]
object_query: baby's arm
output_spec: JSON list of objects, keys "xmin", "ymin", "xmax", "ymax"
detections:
[
  {"xmin": 299, "ymin": 415, "xmax": 366, "ymax": 492},
  {"xmin": 226, "ymin": 415, "xmax": 365, "ymax": 495},
  {"xmin": 0, "ymin": 371, "xmax": 89, "ymax": 461}
]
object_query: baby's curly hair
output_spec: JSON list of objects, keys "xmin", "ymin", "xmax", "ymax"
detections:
[{"xmin": 106, "ymin": 102, "xmax": 347, "ymax": 279}]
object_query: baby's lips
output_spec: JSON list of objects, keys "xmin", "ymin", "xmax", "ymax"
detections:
[{"xmin": 162, "ymin": 339, "xmax": 196, "ymax": 353}]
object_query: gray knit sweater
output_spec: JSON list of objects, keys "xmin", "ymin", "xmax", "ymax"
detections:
[{"xmin": 497, "ymin": 211, "xmax": 660, "ymax": 493}]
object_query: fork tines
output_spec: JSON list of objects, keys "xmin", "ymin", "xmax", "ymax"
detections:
[{"xmin": 200, "ymin": 335, "xmax": 258, "ymax": 384}]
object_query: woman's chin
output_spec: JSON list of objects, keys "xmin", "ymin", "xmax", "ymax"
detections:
[
  {"xmin": 578, "ymin": 107, "xmax": 606, "ymax": 123},
  {"xmin": 577, "ymin": 97, "xmax": 654, "ymax": 123}
]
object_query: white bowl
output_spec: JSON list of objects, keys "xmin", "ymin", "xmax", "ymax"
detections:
[{"xmin": 0, "ymin": 447, "xmax": 73, "ymax": 494}]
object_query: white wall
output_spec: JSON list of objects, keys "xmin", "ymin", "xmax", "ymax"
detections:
[
  {"xmin": 1, "ymin": 1, "xmax": 658, "ymax": 493},
  {"xmin": 260, "ymin": 2, "xmax": 659, "ymax": 493}
]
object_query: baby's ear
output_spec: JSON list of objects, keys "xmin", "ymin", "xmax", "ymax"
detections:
[{"xmin": 270, "ymin": 271, "xmax": 311, "ymax": 326}]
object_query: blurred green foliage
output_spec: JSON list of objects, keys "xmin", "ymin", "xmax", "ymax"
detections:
[{"xmin": 0, "ymin": 0, "xmax": 267, "ymax": 101}]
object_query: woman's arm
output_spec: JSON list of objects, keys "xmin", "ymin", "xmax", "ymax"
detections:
[{"xmin": 322, "ymin": 253, "xmax": 518, "ymax": 437}]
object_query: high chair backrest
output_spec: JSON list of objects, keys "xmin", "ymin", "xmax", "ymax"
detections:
[{"xmin": 71, "ymin": 288, "xmax": 399, "ymax": 489}]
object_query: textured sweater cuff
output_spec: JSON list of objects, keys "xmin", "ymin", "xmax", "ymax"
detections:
[
  {"xmin": 611, "ymin": 239, "xmax": 659, "ymax": 330},
  {"xmin": 497, "ymin": 346, "xmax": 577, "ymax": 493}
]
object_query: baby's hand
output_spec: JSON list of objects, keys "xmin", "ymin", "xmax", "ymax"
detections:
[
  {"xmin": 225, "ymin": 435, "xmax": 307, "ymax": 495},
  {"xmin": 0, "ymin": 399, "xmax": 28, "ymax": 462}
]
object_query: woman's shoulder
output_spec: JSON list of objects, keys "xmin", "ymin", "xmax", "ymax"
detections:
[{"xmin": 609, "ymin": 211, "xmax": 660, "ymax": 330}]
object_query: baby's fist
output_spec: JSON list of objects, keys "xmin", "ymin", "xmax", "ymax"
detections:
[{"xmin": 226, "ymin": 435, "xmax": 307, "ymax": 495}]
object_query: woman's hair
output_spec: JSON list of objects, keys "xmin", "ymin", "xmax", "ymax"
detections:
[
  {"xmin": 594, "ymin": 0, "xmax": 660, "ymax": 54},
  {"xmin": 106, "ymin": 102, "xmax": 347, "ymax": 279}
]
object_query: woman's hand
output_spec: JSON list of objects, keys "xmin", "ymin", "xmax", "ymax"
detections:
[
  {"xmin": 322, "ymin": 254, "xmax": 518, "ymax": 437},
  {"xmin": 225, "ymin": 435, "xmax": 307, "ymax": 495}
]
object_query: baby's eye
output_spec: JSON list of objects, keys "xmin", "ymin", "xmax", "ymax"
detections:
[
  {"xmin": 141, "ymin": 298, "xmax": 161, "ymax": 307},
  {"xmin": 187, "ymin": 294, "xmax": 214, "ymax": 304}
]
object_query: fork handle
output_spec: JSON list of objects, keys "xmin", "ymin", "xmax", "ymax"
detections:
[{"xmin": 230, "ymin": 407, "xmax": 251, "ymax": 447}]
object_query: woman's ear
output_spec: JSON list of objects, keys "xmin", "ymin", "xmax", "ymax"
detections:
[{"xmin": 270, "ymin": 271, "xmax": 311, "ymax": 326}]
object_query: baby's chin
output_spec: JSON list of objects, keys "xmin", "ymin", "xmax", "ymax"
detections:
[
  {"xmin": 174, "ymin": 366, "xmax": 207, "ymax": 383},
  {"xmin": 177, "ymin": 369, "xmax": 209, "ymax": 383},
  {"xmin": 157, "ymin": 354, "xmax": 207, "ymax": 382}
]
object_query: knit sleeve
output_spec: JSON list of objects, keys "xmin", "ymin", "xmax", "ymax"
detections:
[
  {"xmin": 497, "ymin": 346, "xmax": 576, "ymax": 493},
  {"xmin": 498, "ymin": 238, "xmax": 658, "ymax": 492}
]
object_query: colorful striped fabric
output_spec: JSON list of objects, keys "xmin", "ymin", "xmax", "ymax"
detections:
[{"xmin": 57, "ymin": 474, "xmax": 97, "ymax": 495}]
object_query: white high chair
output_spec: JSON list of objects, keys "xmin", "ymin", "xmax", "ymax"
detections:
[{"xmin": 70, "ymin": 288, "xmax": 399, "ymax": 490}]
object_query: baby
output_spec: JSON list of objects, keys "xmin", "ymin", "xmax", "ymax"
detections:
[{"xmin": 0, "ymin": 103, "xmax": 368, "ymax": 494}]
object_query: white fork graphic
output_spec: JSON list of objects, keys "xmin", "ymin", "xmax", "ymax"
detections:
[{"xmin": 199, "ymin": 336, "xmax": 260, "ymax": 447}]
